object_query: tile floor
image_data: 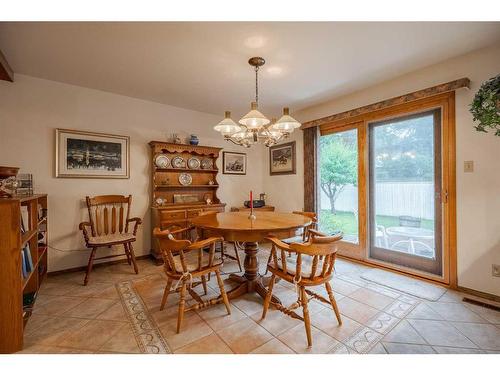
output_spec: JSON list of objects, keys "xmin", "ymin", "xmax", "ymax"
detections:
[{"xmin": 19, "ymin": 245, "xmax": 500, "ymax": 354}]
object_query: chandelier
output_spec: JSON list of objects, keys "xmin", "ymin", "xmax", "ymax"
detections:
[{"xmin": 213, "ymin": 57, "xmax": 301, "ymax": 147}]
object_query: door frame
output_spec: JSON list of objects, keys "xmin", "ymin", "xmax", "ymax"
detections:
[
  {"xmin": 367, "ymin": 108, "xmax": 443, "ymax": 276},
  {"xmin": 319, "ymin": 92, "xmax": 457, "ymax": 287}
]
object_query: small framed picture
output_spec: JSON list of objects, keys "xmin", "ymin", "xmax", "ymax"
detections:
[
  {"xmin": 56, "ymin": 128, "xmax": 130, "ymax": 178},
  {"xmin": 223, "ymin": 151, "xmax": 247, "ymax": 175},
  {"xmin": 269, "ymin": 141, "xmax": 296, "ymax": 175}
]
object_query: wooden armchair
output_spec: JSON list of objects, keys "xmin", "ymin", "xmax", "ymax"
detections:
[
  {"xmin": 79, "ymin": 195, "xmax": 142, "ymax": 285},
  {"xmin": 190, "ymin": 211, "xmax": 243, "ymax": 272},
  {"xmin": 282, "ymin": 211, "xmax": 318, "ymax": 244},
  {"xmin": 262, "ymin": 229, "xmax": 343, "ymax": 347},
  {"xmin": 154, "ymin": 226, "xmax": 231, "ymax": 333}
]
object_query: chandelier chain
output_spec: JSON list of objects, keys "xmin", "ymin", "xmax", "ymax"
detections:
[{"xmin": 255, "ymin": 66, "xmax": 259, "ymax": 105}]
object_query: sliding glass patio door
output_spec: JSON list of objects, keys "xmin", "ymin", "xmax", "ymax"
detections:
[{"xmin": 368, "ymin": 109, "xmax": 443, "ymax": 275}]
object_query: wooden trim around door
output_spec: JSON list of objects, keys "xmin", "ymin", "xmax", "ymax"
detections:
[{"xmin": 317, "ymin": 92, "xmax": 457, "ymax": 287}]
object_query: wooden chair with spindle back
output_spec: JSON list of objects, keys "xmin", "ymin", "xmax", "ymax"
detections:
[
  {"xmin": 282, "ymin": 211, "xmax": 318, "ymax": 244},
  {"xmin": 153, "ymin": 227, "xmax": 231, "ymax": 333},
  {"xmin": 262, "ymin": 229, "xmax": 343, "ymax": 347},
  {"xmin": 79, "ymin": 195, "xmax": 142, "ymax": 285},
  {"xmin": 265, "ymin": 211, "xmax": 318, "ymax": 271},
  {"xmin": 190, "ymin": 210, "xmax": 243, "ymax": 273}
]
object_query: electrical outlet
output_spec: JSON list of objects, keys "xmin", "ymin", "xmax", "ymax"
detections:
[
  {"xmin": 464, "ymin": 160, "xmax": 474, "ymax": 172},
  {"xmin": 493, "ymin": 264, "xmax": 500, "ymax": 277}
]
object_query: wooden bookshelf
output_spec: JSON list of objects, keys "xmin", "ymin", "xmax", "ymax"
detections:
[
  {"xmin": 0, "ymin": 194, "xmax": 48, "ymax": 353},
  {"xmin": 149, "ymin": 141, "xmax": 226, "ymax": 263}
]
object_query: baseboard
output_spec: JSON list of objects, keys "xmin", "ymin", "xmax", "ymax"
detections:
[
  {"xmin": 457, "ymin": 286, "xmax": 500, "ymax": 304},
  {"xmin": 47, "ymin": 254, "xmax": 155, "ymax": 276}
]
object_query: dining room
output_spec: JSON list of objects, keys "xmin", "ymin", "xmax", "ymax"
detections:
[{"xmin": 0, "ymin": 2, "xmax": 499, "ymax": 373}]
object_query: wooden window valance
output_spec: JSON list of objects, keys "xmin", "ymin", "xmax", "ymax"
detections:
[{"xmin": 301, "ymin": 78, "xmax": 469, "ymax": 130}]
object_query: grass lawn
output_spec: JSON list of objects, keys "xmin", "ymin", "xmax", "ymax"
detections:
[{"xmin": 318, "ymin": 210, "xmax": 434, "ymax": 236}]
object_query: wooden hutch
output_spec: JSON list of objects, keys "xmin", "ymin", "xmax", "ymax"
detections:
[
  {"xmin": 149, "ymin": 141, "xmax": 225, "ymax": 263},
  {"xmin": 0, "ymin": 194, "xmax": 48, "ymax": 353}
]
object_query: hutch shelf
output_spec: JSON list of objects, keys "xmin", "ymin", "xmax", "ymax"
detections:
[
  {"xmin": 0, "ymin": 194, "xmax": 48, "ymax": 353},
  {"xmin": 149, "ymin": 141, "xmax": 225, "ymax": 263}
]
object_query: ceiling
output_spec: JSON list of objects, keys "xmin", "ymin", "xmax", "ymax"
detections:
[{"xmin": 1, "ymin": 22, "xmax": 499, "ymax": 118}]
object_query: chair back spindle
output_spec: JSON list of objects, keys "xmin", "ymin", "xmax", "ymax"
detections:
[
  {"xmin": 86, "ymin": 195, "xmax": 132, "ymax": 237},
  {"xmin": 292, "ymin": 211, "xmax": 318, "ymax": 241}
]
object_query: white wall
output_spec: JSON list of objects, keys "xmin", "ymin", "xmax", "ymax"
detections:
[
  {"xmin": 282, "ymin": 44, "xmax": 500, "ymax": 296},
  {"xmin": 264, "ymin": 130, "xmax": 305, "ymax": 213},
  {"xmin": 0, "ymin": 75, "xmax": 266, "ymax": 272}
]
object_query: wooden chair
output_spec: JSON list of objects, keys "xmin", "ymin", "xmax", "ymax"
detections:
[
  {"xmin": 153, "ymin": 226, "xmax": 231, "ymax": 333},
  {"xmin": 282, "ymin": 211, "xmax": 318, "ymax": 244},
  {"xmin": 79, "ymin": 195, "xmax": 142, "ymax": 285},
  {"xmin": 192, "ymin": 211, "xmax": 242, "ymax": 272},
  {"xmin": 265, "ymin": 211, "xmax": 318, "ymax": 272},
  {"xmin": 262, "ymin": 229, "xmax": 343, "ymax": 347}
]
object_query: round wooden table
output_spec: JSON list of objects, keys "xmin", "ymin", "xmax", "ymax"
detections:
[{"xmin": 190, "ymin": 211, "xmax": 312, "ymax": 303}]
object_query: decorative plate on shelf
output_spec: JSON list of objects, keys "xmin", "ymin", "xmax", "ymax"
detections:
[
  {"xmin": 178, "ymin": 173, "xmax": 193, "ymax": 186},
  {"xmin": 187, "ymin": 157, "xmax": 201, "ymax": 169},
  {"xmin": 201, "ymin": 158, "xmax": 213, "ymax": 170},
  {"xmin": 171, "ymin": 156, "xmax": 186, "ymax": 169},
  {"xmin": 154, "ymin": 154, "xmax": 170, "ymax": 169}
]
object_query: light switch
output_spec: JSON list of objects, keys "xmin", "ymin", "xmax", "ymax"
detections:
[{"xmin": 464, "ymin": 161, "xmax": 474, "ymax": 173}]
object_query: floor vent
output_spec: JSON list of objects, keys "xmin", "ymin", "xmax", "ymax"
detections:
[{"xmin": 462, "ymin": 297, "xmax": 500, "ymax": 312}]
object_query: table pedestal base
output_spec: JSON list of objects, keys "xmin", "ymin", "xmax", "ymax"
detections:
[{"xmin": 223, "ymin": 241, "xmax": 281, "ymax": 305}]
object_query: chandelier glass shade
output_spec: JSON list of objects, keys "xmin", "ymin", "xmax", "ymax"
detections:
[
  {"xmin": 213, "ymin": 111, "xmax": 242, "ymax": 136},
  {"xmin": 213, "ymin": 57, "xmax": 301, "ymax": 147}
]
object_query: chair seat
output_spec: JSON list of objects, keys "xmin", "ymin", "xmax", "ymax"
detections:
[
  {"xmin": 268, "ymin": 255, "xmax": 327, "ymax": 279},
  {"xmin": 88, "ymin": 232, "xmax": 136, "ymax": 245},
  {"xmin": 282, "ymin": 235, "xmax": 306, "ymax": 244},
  {"xmin": 171, "ymin": 250, "xmax": 223, "ymax": 273}
]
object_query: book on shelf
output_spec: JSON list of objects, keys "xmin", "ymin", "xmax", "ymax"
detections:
[
  {"xmin": 21, "ymin": 244, "xmax": 34, "ymax": 281},
  {"xmin": 23, "ymin": 244, "xmax": 34, "ymax": 273},
  {"xmin": 20, "ymin": 205, "xmax": 29, "ymax": 233},
  {"xmin": 21, "ymin": 250, "xmax": 28, "ymax": 279}
]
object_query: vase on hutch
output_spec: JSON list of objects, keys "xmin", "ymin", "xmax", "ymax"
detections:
[{"xmin": 189, "ymin": 134, "xmax": 200, "ymax": 145}]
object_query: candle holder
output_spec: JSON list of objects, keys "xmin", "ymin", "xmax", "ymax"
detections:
[{"xmin": 248, "ymin": 190, "xmax": 256, "ymax": 220}]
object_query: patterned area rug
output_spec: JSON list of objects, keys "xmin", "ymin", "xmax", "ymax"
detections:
[
  {"xmin": 116, "ymin": 279, "xmax": 171, "ymax": 353},
  {"xmin": 115, "ymin": 270, "xmax": 423, "ymax": 354},
  {"xmin": 331, "ymin": 274, "xmax": 421, "ymax": 353}
]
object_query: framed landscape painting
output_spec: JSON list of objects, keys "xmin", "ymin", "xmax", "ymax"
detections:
[
  {"xmin": 56, "ymin": 128, "xmax": 130, "ymax": 178},
  {"xmin": 222, "ymin": 151, "xmax": 246, "ymax": 175},
  {"xmin": 269, "ymin": 141, "xmax": 296, "ymax": 175}
]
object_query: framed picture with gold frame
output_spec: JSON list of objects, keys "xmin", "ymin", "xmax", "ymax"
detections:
[
  {"xmin": 269, "ymin": 141, "xmax": 296, "ymax": 175},
  {"xmin": 55, "ymin": 128, "xmax": 130, "ymax": 178}
]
